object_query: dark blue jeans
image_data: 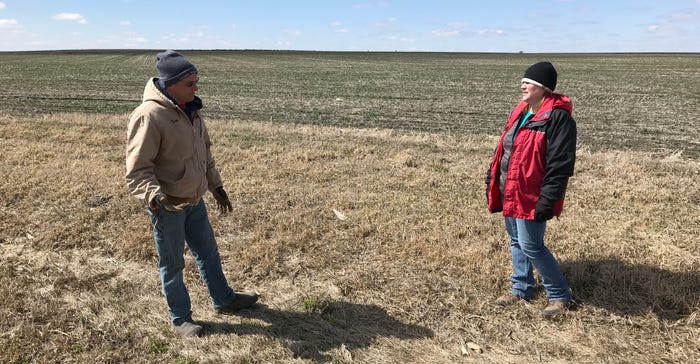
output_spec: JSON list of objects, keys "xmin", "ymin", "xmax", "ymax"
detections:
[
  {"xmin": 149, "ymin": 199, "xmax": 236, "ymax": 324},
  {"xmin": 504, "ymin": 217, "xmax": 571, "ymax": 301}
]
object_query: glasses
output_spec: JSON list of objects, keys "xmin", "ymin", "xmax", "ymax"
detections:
[{"xmin": 182, "ymin": 79, "xmax": 199, "ymax": 88}]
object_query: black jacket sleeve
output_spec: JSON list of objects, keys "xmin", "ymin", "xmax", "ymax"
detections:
[
  {"xmin": 537, "ymin": 109, "xmax": 577, "ymax": 211},
  {"xmin": 485, "ymin": 147, "xmax": 496, "ymax": 196}
]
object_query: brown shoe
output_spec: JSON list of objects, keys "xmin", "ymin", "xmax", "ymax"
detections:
[
  {"xmin": 215, "ymin": 291, "xmax": 259, "ymax": 314},
  {"xmin": 542, "ymin": 299, "xmax": 572, "ymax": 317},
  {"xmin": 495, "ymin": 293, "xmax": 525, "ymax": 306}
]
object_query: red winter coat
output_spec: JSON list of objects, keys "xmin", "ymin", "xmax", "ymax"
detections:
[{"xmin": 486, "ymin": 94, "xmax": 577, "ymax": 220}]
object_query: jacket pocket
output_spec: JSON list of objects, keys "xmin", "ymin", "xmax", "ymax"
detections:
[{"xmin": 158, "ymin": 157, "xmax": 199, "ymax": 197}]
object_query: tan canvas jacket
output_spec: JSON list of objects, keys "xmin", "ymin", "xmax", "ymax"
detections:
[{"xmin": 125, "ymin": 78, "xmax": 223, "ymax": 208}]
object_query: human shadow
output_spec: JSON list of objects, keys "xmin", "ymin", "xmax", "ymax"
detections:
[
  {"xmin": 561, "ymin": 258, "xmax": 700, "ymax": 321},
  {"xmin": 199, "ymin": 301, "xmax": 434, "ymax": 362}
]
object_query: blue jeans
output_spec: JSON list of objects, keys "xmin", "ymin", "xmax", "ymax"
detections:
[
  {"xmin": 504, "ymin": 217, "xmax": 571, "ymax": 301},
  {"xmin": 149, "ymin": 199, "xmax": 236, "ymax": 324}
]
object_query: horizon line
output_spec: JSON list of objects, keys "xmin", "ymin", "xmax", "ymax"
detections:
[{"xmin": 1, "ymin": 48, "xmax": 699, "ymax": 55}]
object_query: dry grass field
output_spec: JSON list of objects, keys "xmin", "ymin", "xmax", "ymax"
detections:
[{"xmin": 0, "ymin": 52, "xmax": 699, "ymax": 363}]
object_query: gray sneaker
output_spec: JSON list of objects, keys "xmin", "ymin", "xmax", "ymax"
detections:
[
  {"xmin": 174, "ymin": 320, "xmax": 203, "ymax": 337},
  {"xmin": 215, "ymin": 291, "xmax": 259, "ymax": 314}
]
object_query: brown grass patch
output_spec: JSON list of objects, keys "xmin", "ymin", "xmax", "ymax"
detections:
[{"xmin": 1, "ymin": 113, "xmax": 698, "ymax": 363}]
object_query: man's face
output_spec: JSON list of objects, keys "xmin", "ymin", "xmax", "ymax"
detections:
[{"xmin": 166, "ymin": 73, "xmax": 199, "ymax": 104}]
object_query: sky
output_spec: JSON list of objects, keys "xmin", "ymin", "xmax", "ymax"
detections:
[{"xmin": 0, "ymin": 0, "xmax": 699, "ymax": 52}]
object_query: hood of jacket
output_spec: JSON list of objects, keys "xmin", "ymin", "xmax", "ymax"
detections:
[{"xmin": 142, "ymin": 77, "xmax": 203, "ymax": 113}]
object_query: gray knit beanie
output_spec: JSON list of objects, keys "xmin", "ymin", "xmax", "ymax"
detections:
[{"xmin": 156, "ymin": 50, "xmax": 197, "ymax": 89}]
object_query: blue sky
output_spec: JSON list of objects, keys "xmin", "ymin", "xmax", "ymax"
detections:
[{"xmin": 1, "ymin": 0, "xmax": 698, "ymax": 52}]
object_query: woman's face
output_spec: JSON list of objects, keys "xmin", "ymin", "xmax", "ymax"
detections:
[{"xmin": 520, "ymin": 81, "xmax": 546, "ymax": 107}]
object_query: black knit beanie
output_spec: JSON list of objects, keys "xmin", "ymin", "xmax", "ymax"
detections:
[
  {"xmin": 522, "ymin": 61, "xmax": 557, "ymax": 92},
  {"xmin": 156, "ymin": 50, "xmax": 197, "ymax": 89}
]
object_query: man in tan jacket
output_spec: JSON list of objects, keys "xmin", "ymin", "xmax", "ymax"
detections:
[{"xmin": 126, "ymin": 50, "xmax": 258, "ymax": 337}]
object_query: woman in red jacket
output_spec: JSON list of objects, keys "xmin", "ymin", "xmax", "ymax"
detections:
[{"xmin": 485, "ymin": 61, "xmax": 576, "ymax": 317}]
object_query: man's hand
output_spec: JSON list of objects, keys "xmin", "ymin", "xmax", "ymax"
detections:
[
  {"xmin": 213, "ymin": 186, "xmax": 233, "ymax": 214},
  {"xmin": 157, "ymin": 194, "xmax": 188, "ymax": 212}
]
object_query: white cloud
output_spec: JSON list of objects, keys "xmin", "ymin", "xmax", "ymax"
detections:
[
  {"xmin": 387, "ymin": 35, "xmax": 415, "ymax": 43},
  {"xmin": 352, "ymin": 2, "xmax": 388, "ymax": 9},
  {"xmin": 478, "ymin": 29, "xmax": 505, "ymax": 36},
  {"xmin": 374, "ymin": 17, "xmax": 397, "ymax": 28},
  {"xmin": 432, "ymin": 29, "xmax": 460, "ymax": 37},
  {"xmin": 0, "ymin": 26, "xmax": 42, "ymax": 51},
  {"xmin": 0, "ymin": 18, "xmax": 18, "ymax": 28},
  {"xmin": 431, "ymin": 22, "xmax": 467, "ymax": 38},
  {"xmin": 97, "ymin": 32, "xmax": 148, "ymax": 48},
  {"xmin": 331, "ymin": 21, "xmax": 349, "ymax": 33},
  {"xmin": 283, "ymin": 29, "xmax": 301, "ymax": 37},
  {"xmin": 647, "ymin": 25, "xmax": 660, "ymax": 32},
  {"xmin": 157, "ymin": 28, "xmax": 237, "ymax": 49},
  {"xmin": 123, "ymin": 33, "xmax": 148, "ymax": 44},
  {"xmin": 52, "ymin": 13, "xmax": 87, "ymax": 24},
  {"xmin": 667, "ymin": 10, "xmax": 698, "ymax": 22},
  {"xmin": 119, "ymin": 20, "xmax": 130, "ymax": 26},
  {"xmin": 447, "ymin": 22, "xmax": 468, "ymax": 28},
  {"xmin": 0, "ymin": 2, "xmax": 6, "ymax": 10}
]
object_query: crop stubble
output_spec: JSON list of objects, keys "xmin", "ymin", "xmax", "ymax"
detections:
[{"xmin": 0, "ymin": 51, "xmax": 698, "ymax": 157}]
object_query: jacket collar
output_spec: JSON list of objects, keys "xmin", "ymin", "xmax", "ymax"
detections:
[{"xmin": 508, "ymin": 93, "xmax": 573, "ymax": 123}]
